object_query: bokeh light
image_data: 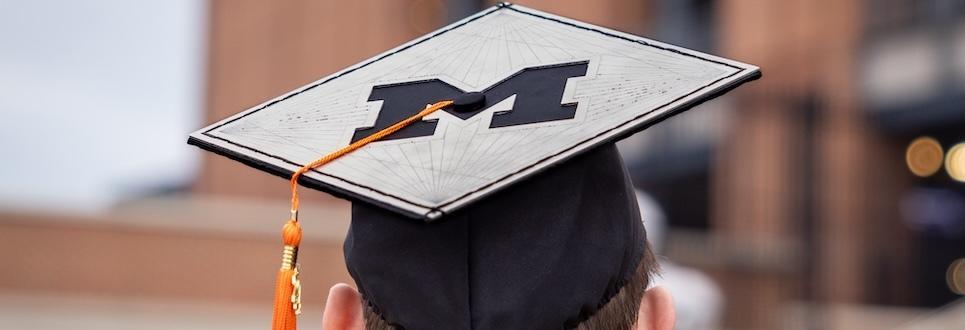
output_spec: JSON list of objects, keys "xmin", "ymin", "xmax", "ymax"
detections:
[
  {"xmin": 906, "ymin": 137, "xmax": 944, "ymax": 177},
  {"xmin": 946, "ymin": 143, "xmax": 965, "ymax": 182},
  {"xmin": 948, "ymin": 258, "xmax": 965, "ymax": 295}
]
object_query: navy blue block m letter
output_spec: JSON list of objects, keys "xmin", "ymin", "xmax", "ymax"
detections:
[{"xmin": 351, "ymin": 61, "xmax": 588, "ymax": 142}]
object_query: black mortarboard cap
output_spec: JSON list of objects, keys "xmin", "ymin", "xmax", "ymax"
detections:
[{"xmin": 188, "ymin": 3, "xmax": 759, "ymax": 329}]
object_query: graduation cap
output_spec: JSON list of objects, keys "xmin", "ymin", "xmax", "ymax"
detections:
[{"xmin": 188, "ymin": 3, "xmax": 759, "ymax": 330}]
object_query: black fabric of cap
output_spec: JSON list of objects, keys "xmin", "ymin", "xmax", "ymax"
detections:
[{"xmin": 344, "ymin": 143, "xmax": 646, "ymax": 330}]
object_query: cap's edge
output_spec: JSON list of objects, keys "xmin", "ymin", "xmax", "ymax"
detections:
[{"xmin": 186, "ymin": 134, "xmax": 434, "ymax": 221}]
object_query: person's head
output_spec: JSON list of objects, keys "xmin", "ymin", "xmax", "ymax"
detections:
[
  {"xmin": 334, "ymin": 145, "xmax": 674, "ymax": 329},
  {"xmin": 323, "ymin": 245, "xmax": 675, "ymax": 330}
]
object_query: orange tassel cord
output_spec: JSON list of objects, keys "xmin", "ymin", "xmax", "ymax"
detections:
[{"xmin": 270, "ymin": 100, "xmax": 453, "ymax": 330}]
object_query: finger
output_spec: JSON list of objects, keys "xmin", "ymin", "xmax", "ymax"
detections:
[{"xmin": 322, "ymin": 283, "xmax": 365, "ymax": 330}]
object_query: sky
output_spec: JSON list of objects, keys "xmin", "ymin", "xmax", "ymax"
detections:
[{"xmin": 0, "ymin": 0, "xmax": 206, "ymax": 212}]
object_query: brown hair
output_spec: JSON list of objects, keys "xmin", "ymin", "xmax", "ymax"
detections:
[{"xmin": 361, "ymin": 244, "xmax": 659, "ymax": 330}]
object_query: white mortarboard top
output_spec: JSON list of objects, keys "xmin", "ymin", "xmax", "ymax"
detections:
[{"xmin": 188, "ymin": 3, "xmax": 760, "ymax": 221}]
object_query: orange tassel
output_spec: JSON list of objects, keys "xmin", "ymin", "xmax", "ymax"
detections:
[
  {"xmin": 272, "ymin": 219, "xmax": 302, "ymax": 330},
  {"xmin": 270, "ymin": 100, "xmax": 451, "ymax": 329}
]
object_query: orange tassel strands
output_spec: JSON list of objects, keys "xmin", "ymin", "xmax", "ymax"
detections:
[
  {"xmin": 269, "ymin": 100, "xmax": 452, "ymax": 330},
  {"xmin": 272, "ymin": 219, "xmax": 302, "ymax": 330}
]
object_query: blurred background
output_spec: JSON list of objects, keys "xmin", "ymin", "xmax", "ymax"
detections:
[{"xmin": 1, "ymin": 0, "xmax": 964, "ymax": 329}]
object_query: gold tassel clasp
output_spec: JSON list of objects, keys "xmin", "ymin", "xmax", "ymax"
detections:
[
  {"xmin": 280, "ymin": 244, "xmax": 301, "ymax": 315},
  {"xmin": 291, "ymin": 265, "xmax": 302, "ymax": 315}
]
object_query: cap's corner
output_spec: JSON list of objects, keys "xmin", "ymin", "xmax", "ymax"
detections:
[
  {"xmin": 424, "ymin": 209, "xmax": 446, "ymax": 222},
  {"xmin": 186, "ymin": 133, "xmax": 203, "ymax": 146},
  {"xmin": 748, "ymin": 66, "xmax": 763, "ymax": 80}
]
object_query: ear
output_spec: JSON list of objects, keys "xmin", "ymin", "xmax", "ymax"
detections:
[
  {"xmin": 322, "ymin": 283, "xmax": 365, "ymax": 330},
  {"xmin": 636, "ymin": 286, "xmax": 675, "ymax": 330}
]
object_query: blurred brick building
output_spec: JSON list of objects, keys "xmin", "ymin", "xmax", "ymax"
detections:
[
  {"xmin": 2, "ymin": 0, "xmax": 962, "ymax": 329},
  {"xmin": 199, "ymin": 0, "xmax": 965, "ymax": 328}
]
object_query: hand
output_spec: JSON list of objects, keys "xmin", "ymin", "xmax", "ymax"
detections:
[{"xmin": 322, "ymin": 283, "xmax": 365, "ymax": 330}]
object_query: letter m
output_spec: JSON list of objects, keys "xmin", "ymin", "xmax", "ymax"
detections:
[{"xmin": 352, "ymin": 61, "xmax": 588, "ymax": 142}]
